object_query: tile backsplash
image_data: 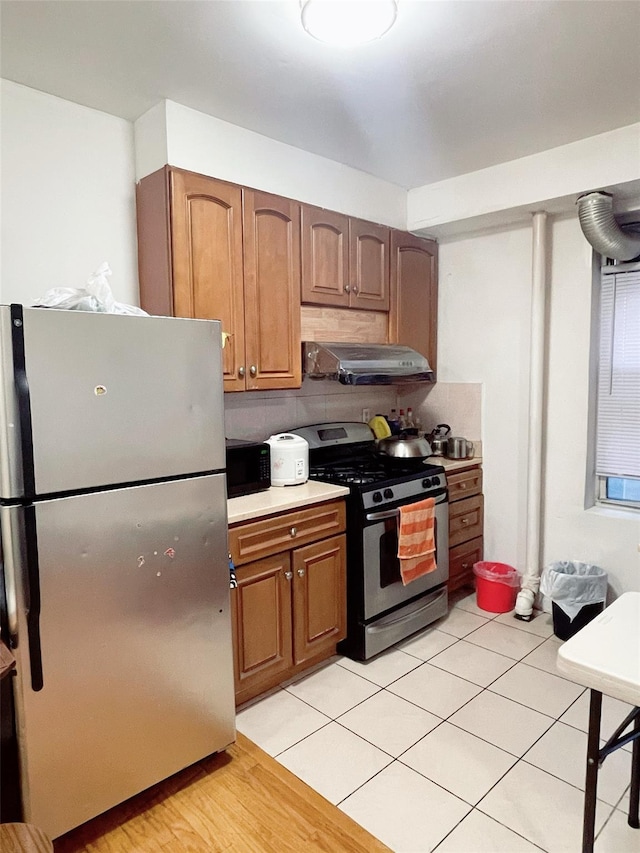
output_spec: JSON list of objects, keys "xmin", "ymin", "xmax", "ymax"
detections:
[
  {"xmin": 399, "ymin": 382, "xmax": 482, "ymax": 441},
  {"xmin": 224, "ymin": 379, "xmax": 482, "ymax": 443},
  {"xmin": 223, "ymin": 379, "xmax": 397, "ymax": 441}
]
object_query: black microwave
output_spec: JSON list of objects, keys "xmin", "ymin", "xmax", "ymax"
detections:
[{"xmin": 225, "ymin": 439, "xmax": 271, "ymax": 498}]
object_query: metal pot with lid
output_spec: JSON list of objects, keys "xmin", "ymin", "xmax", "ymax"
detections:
[{"xmin": 376, "ymin": 434, "xmax": 433, "ymax": 462}]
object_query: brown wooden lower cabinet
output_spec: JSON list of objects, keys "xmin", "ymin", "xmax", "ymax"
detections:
[
  {"xmin": 447, "ymin": 466, "xmax": 484, "ymax": 593},
  {"xmin": 230, "ymin": 501, "xmax": 347, "ymax": 706}
]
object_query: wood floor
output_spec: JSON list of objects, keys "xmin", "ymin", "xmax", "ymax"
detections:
[{"xmin": 53, "ymin": 733, "xmax": 390, "ymax": 852}]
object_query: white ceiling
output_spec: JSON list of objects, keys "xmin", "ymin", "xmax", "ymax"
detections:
[{"xmin": 1, "ymin": 0, "xmax": 639, "ymax": 189}]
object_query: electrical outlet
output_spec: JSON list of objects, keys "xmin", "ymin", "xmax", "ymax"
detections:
[{"xmin": 362, "ymin": 408, "xmax": 371, "ymax": 423}]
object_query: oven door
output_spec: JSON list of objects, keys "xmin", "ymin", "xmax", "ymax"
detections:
[{"xmin": 361, "ymin": 494, "xmax": 449, "ymax": 621}]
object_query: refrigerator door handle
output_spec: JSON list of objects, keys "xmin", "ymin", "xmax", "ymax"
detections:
[
  {"xmin": 5, "ymin": 504, "xmax": 45, "ymax": 691},
  {"xmin": 23, "ymin": 506, "xmax": 44, "ymax": 691},
  {"xmin": 10, "ymin": 304, "xmax": 36, "ymax": 497}
]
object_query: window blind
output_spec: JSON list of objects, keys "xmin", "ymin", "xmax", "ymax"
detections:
[{"xmin": 595, "ymin": 267, "xmax": 640, "ymax": 479}]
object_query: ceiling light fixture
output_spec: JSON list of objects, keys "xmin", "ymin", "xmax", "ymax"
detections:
[{"xmin": 300, "ymin": 0, "xmax": 398, "ymax": 47}]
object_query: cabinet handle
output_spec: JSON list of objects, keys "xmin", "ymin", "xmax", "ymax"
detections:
[
  {"xmin": 461, "ymin": 518, "xmax": 469, "ymax": 525},
  {"xmin": 289, "ymin": 527, "xmax": 297, "ymax": 537},
  {"xmin": 460, "ymin": 483, "xmax": 467, "ymax": 490},
  {"xmin": 353, "ymin": 285, "xmax": 359, "ymax": 294},
  {"xmin": 297, "ymin": 568, "xmax": 305, "ymax": 577},
  {"xmin": 344, "ymin": 284, "xmax": 351, "ymax": 294},
  {"xmin": 238, "ymin": 366, "xmax": 245, "ymax": 378},
  {"xmin": 249, "ymin": 365, "xmax": 257, "ymax": 377},
  {"xmin": 461, "ymin": 562, "xmax": 469, "ymax": 569},
  {"xmin": 284, "ymin": 571, "xmax": 293, "ymax": 581}
]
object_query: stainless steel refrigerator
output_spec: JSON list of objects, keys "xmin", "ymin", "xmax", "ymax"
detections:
[{"xmin": 0, "ymin": 305, "xmax": 235, "ymax": 839}]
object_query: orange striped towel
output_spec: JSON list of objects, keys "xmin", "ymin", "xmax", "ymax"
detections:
[{"xmin": 397, "ymin": 497, "xmax": 437, "ymax": 586}]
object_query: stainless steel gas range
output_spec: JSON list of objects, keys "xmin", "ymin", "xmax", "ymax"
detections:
[{"xmin": 288, "ymin": 422, "xmax": 449, "ymax": 660}]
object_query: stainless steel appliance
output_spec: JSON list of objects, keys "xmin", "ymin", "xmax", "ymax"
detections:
[
  {"xmin": 302, "ymin": 342, "xmax": 434, "ymax": 384},
  {"xmin": 288, "ymin": 422, "xmax": 449, "ymax": 660},
  {"xmin": 225, "ymin": 438, "xmax": 271, "ymax": 497},
  {"xmin": 0, "ymin": 306, "xmax": 235, "ymax": 839},
  {"xmin": 445, "ymin": 436, "xmax": 475, "ymax": 459}
]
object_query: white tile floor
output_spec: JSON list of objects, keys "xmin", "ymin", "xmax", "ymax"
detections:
[{"xmin": 236, "ymin": 591, "xmax": 638, "ymax": 853}]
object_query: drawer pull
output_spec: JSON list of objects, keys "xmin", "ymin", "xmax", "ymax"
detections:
[
  {"xmin": 297, "ymin": 568, "xmax": 305, "ymax": 577},
  {"xmin": 289, "ymin": 526, "xmax": 297, "ymax": 537},
  {"xmin": 461, "ymin": 518, "xmax": 469, "ymax": 525},
  {"xmin": 284, "ymin": 570, "xmax": 293, "ymax": 581},
  {"xmin": 459, "ymin": 483, "xmax": 467, "ymax": 490}
]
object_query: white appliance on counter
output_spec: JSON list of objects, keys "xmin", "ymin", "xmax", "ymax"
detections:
[
  {"xmin": 266, "ymin": 433, "xmax": 309, "ymax": 486},
  {"xmin": 0, "ymin": 306, "xmax": 235, "ymax": 839}
]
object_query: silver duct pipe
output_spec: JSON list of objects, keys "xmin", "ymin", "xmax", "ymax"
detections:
[{"xmin": 577, "ymin": 192, "xmax": 640, "ymax": 261}]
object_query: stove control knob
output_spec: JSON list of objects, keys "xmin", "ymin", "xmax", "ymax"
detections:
[
  {"xmin": 372, "ymin": 491, "xmax": 383, "ymax": 503},
  {"xmin": 384, "ymin": 488, "xmax": 394, "ymax": 499},
  {"xmin": 422, "ymin": 477, "xmax": 432, "ymax": 489}
]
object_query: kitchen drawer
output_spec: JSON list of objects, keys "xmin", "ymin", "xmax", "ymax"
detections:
[
  {"xmin": 229, "ymin": 499, "xmax": 346, "ymax": 566},
  {"xmin": 448, "ymin": 494, "xmax": 484, "ymax": 548},
  {"xmin": 448, "ymin": 536, "xmax": 483, "ymax": 592},
  {"xmin": 447, "ymin": 467, "xmax": 482, "ymax": 502}
]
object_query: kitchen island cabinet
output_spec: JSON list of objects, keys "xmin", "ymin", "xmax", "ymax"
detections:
[
  {"xmin": 229, "ymin": 499, "xmax": 347, "ymax": 706},
  {"xmin": 446, "ymin": 465, "xmax": 484, "ymax": 592},
  {"xmin": 300, "ymin": 205, "xmax": 390, "ymax": 312},
  {"xmin": 136, "ymin": 167, "xmax": 301, "ymax": 392}
]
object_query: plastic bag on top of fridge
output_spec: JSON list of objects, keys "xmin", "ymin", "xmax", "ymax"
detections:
[{"xmin": 32, "ymin": 262, "xmax": 148, "ymax": 315}]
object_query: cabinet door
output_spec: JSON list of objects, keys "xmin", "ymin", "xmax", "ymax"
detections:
[
  {"xmin": 448, "ymin": 467, "xmax": 482, "ymax": 502},
  {"xmin": 389, "ymin": 231, "xmax": 438, "ymax": 377},
  {"xmin": 350, "ymin": 219, "xmax": 390, "ymax": 311},
  {"xmin": 231, "ymin": 553, "xmax": 293, "ymax": 704},
  {"xmin": 229, "ymin": 500, "xmax": 346, "ymax": 567},
  {"xmin": 449, "ymin": 536, "xmax": 483, "ymax": 592},
  {"xmin": 449, "ymin": 495, "xmax": 484, "ymax": 548},
  {"xmin": 301, "ymin": 206, "xmax": 350, "ymax": 307},
  {"xmin": 292, "ymin": 534, "xmax": 347, "ymax": 666},
  {"xmin": 243, "ymin": 190, "xmax": 302, "ymax": 390},
  {"xmin": 169, "ymin": 170, "xmax": 246, "ymax": 392}
]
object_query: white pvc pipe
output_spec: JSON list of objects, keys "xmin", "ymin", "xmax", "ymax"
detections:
[{"xmin": 515, "ymin": 211, "xmax": 548, "ymax": 618}]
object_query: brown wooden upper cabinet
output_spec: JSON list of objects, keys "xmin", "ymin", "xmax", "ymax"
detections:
[
  {"xmin": 136, "ymin": 167, "xmax": 301, "ymax": 392},
  {"xmin": 388, "ymin": 230, "xmax": 438, "ymax": 378},
  {"xmin": 300, "ymin": 205, "xmax": 390, "ymax": 312}
]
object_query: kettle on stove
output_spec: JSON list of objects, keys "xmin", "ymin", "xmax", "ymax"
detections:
[{"xmin": 426, "ymin": 424, "xmax": 451, "ymax": 456}]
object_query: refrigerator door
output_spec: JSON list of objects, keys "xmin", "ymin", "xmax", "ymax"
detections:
[
  {"xmin": 0, "ymin": 307, "xmax": 225, "ymax": 499},
  {"xmin": 3, "ymin": 473, "xmax": 235, "ymax": 839}
]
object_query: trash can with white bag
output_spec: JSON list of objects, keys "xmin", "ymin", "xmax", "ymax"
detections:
[{"xmin": 540, "ymin": 561, "xmax": 608, "ymax": 640}]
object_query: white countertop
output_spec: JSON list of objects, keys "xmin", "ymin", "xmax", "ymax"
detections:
[
  {"xmin": 227, "ymin": 480, "xmax": 350, "ymax": 525},
  {"xmin": 436, "ymin": 455, "xmax": 482, "ymax": 473}
]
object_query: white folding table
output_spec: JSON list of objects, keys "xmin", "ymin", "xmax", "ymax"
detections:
[{"xmin": 557, "ymin": 591, "xmax": 640, "ymax": 853}]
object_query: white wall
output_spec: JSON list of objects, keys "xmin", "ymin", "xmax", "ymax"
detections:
[
  {"xmin": 436, "ymin": 215, "xmax": 640, "ymax": 593},
  {"xmin": 408, "ymin": 123, "xmax": 640, "ymax": 239},
  {"xmin": 437, "ymin": 224, "xmax": 534, "ymax": 570},
  {"xmin": 134, "ymin": 100, "xmax": 407, "ymax": 228},
  {"xmin": 0, "ymin": 80, "xmax": 138, "ymax": 306},
  {"xmin": 543, "ymin": 215, "xmax": 640, "ymax": 596}
]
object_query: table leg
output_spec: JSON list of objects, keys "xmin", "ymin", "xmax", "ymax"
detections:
[
  {"xmin": 630, "ymin": 709, "xmax": 640, "ymax": 829},
  {"xmin": 583, "ymin": 689, "xmax": 602, "ymax": 853}
]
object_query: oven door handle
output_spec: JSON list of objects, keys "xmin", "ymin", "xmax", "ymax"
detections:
[{"xmin": 365, "ymin": 508, "xmax": 400, "ymax": 521}]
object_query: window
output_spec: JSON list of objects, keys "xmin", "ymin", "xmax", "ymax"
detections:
[{"xmin": 595, "ymin": 262, "xmax": 640, "ymax": 510}]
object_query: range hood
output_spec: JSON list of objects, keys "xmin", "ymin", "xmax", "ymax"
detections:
[{"xmin": 303, "ymin": 342, "xmax": 434, "ymax": 385}]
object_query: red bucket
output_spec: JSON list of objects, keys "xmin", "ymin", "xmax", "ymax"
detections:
[{"xmin": 473, "ymin": 562, "xmax": 520, "ymax": 613}]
